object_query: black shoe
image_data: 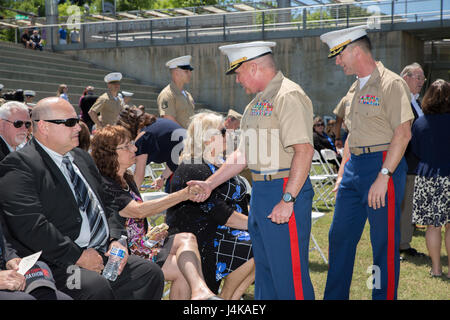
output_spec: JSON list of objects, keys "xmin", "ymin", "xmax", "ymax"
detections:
[{"xmin": 400, "ymin": 248, "xmax": 425, "ymax": 257}]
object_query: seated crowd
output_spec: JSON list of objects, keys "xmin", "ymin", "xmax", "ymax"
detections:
[{"xmin": 0, "ymin": 88, "xmax": 255, "ymax": 300}]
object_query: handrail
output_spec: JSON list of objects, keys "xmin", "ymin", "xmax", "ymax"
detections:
[
  {"xmin": 5, "ymin": 0, "xmax": 440, "ymax": 29},
  {"xmin": 4, "ymin": 0, "xmax": 448, "ymax": 50}
]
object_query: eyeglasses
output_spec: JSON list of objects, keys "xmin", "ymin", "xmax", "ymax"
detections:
[
  {"xmin": 36, "ymin": 118, "xmax": 80, "ymax": 127},
  {"xmin": 409, "ymin": 75, "xmax": 427, "ymax": 82},
  {"xmin": 314, "ymin": 123, "xmax": 324, "ymax": 127},
  {"xmin": 2, "ymin": 119, "xmax": 32, "ymax": 129},
  {"xmin": 116, "ymin": 140, "xmax": 135, "ymax": 151}
]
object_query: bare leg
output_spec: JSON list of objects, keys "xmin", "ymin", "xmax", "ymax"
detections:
[
  {"xmin": 161, "ymin": 233, "xmax": 215, "ymax": 300},
  {"xmin": 219, "ymin": 258, "xmax": 255, "ymax": 300},
  {"xmin": 426, "ymin": 225, "xmax": 442, "ymax": 276}
]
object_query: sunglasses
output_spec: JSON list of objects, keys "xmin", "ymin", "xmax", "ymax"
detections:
[
  {"xmin": 36, "ymin": 118, "xmax": 80, "ymax": 127},
  {"xmin": 220, "ymin": 128, "xmax": 226, "ymax": 137},
  {"xmin": 2, "ymin": 119, "xmax": 32, "ymax": 129},
  {"xmin": 314, "ymin": 123, "xmax": 324, "ymax": 127}
]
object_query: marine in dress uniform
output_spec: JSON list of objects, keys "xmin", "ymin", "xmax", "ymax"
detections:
[
  {"xmin": 189, "ymin": 41, "xmax": 316, "ymax": 300},
  {"xmin": 88, "ymin": 72, "xmax": 124, "ymax": 129},
  {"xmin": 320, "ymin": 25, "xmax": 414, "ymax": 300},
  {"xmin": 158, "ymin": 55, "xmax": 195, "ymax": 129}
]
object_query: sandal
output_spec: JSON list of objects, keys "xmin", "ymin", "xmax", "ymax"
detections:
[{"xmin": 429, "ymin": 269, "xmax": 442, "ymax": 278}]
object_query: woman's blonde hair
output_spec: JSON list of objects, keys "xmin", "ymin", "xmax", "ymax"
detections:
[{"xmin": 180, "ymin": 112, "xmax": 224, "ymax": 163}]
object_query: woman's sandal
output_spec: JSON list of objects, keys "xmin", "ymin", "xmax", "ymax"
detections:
[{"xmin": 429, "ymin": 269, "xmax": 442, "ymax": 278}]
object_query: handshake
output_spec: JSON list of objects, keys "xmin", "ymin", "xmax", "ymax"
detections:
[{"xmin": 185, "ymin": 180, "xmax": 213, "ymax": 203}]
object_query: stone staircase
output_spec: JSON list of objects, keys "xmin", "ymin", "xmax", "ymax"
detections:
[{"xmin": 0, "ymin": 41, "xmax": 209, "ymax": 115}]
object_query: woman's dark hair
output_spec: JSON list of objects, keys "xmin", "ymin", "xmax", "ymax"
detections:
[
  {"xmin": 421, "ymin": 79, "xmax": 450, "ymax": 115},
  {"xmin": 91, "ymin": 125, "xmax": 131, "ymax": 188},
  {"xmin": 116, "ymin": 106, "xmax": 156, "ymax": 139}
]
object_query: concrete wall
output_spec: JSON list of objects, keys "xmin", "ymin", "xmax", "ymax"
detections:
[{"xmin": 64, "ymin": 30, "xmax": 424, "ymax": 117}]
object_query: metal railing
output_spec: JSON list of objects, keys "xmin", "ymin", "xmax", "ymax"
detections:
[{"xmin": 11, "ymin": 0, "xmax": 450, "ymax": 51}]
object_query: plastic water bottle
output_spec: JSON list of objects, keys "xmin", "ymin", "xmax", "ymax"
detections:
[{"xmin": 102, "ymin": 235, "xmax": 127, "ymax": 281}]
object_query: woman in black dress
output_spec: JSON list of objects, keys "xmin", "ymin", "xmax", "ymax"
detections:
[
  {"xmin": 167, "ymin": 112, "xmax": 255, "ymax": 299},
  {"xmin": 91, "ymin": 125, "xmax": 221, "ymax": 300}
]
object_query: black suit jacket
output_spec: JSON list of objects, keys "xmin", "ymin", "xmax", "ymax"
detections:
[
  {"xmin": 0, "ymin": 220, "xmax": 19, "ymax": 270},
  {"xmin": 0, "ymin": 139, "xmax": 125, "ymax": 271},
  {"xmin": 405, "ymin": 101, "xmax": 421, "ymax": 175},
  {"xmin": 0, "ymin": 137, "xmax": 10, "ymax": 162}
]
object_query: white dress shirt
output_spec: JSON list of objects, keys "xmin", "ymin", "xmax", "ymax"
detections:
[
  {"xmin": 411, "ymin": 93, "xmax": 424, "ymax": 118},
  {"xmin": 35, "ymin": 139, "xmax": 109, "ymax": 248}
]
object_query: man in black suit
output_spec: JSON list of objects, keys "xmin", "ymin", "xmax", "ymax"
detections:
[
  {"xmin": 0, "ymin": 97, "xmax": 164, "ymax": 300},
  {"xmin": 399, "ymin": 62, "xmax": 427, "ymax": 258},
  {"xmin": 0, "ymin": 220, "xmax": 72, "ymax": 300},
  {"xmin": 0, "ymin": 101, "xmax": 31, "ymax": 161}
]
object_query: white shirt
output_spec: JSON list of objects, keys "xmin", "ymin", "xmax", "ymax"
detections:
[
  {"xmin": 35, "ymin": 139, "xmax": 109, "ymax": 248},
  {"xmin": 411, "ymin": 93, "xmax": 424, "ymax": 118},
  {"xmin": 358, "ymin": 75, "xmax": 371, "ymax": 90}
]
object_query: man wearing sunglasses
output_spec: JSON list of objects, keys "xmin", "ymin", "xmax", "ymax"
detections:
[
  {"xmin": 0, "ymin": 97, "xmax": 164, "ymax": 300},
  {"xmin": 0, "ymin": 101, "xmax": 32, "ymax": 161}
]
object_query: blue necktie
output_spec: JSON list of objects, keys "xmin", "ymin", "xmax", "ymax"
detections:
[{"xmin": 62, "ymin": 156, "xmax": 108, "ymax": 252}]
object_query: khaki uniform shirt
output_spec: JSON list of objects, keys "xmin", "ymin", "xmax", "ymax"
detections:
[
  {"xmin": 158, "ymin": 82, "xmax": 195, "ymax": 129},
  {"xmin": 345, "ymin": 62, "xmax": 413, "ymax": 148},
  {"xmin": 238, "ymin": 71, "xmax": 314, "ymax": 174},
  {"xmin": 89, "ymin": 92, "xmax": 123, "ymax": 126}
]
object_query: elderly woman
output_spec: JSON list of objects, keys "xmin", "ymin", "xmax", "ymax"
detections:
[
  {"xmin": 91, "ymin": 125, "xmax": 221, "ymax": 300},
  {"xmin": 167, "ymin": 112, "xmax": 255, "ymax": 299},
  {"xmin": 410, "ymin": 79, "xmax": 450, "ymax": 278}
]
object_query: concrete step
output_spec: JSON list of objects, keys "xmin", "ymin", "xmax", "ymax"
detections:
[
  {"xmin": 1, "ymin": 55, "xmax": 111, "ymax": 77},
  {"xmin": 0, "ymin": 61, "xmax": 140, "ymax": 86},
  {"xmin": 0, "ymin": 41, "xmax": 79, "ymax": 60},
  {"xmin": 0, "ymin": 56, "xmax": 162, "ymax": 93},
  {"xmin": 0, "ymin": 78, "xmax": 159, "ymax": 103},
  {"xmin": 0, "ymin": 70, "xmax": 160, "ymax": 100},
  {"xmin": 0, "ymin": 47, "xmax": 95, "ymax": 69}
]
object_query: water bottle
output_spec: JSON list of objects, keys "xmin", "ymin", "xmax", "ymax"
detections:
[{"xmin": 102, "ymin": 235, "xmax": 127, "ymax": 281}]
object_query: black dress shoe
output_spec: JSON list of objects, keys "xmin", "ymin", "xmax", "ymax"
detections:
[{"xmin": 399, "ymin": 248, "xmax": 425, "ymax": 257}]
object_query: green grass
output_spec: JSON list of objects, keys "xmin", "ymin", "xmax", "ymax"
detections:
[{"xmin": 142, "ymin": 170, "xmax": 449, "ymax": 300}]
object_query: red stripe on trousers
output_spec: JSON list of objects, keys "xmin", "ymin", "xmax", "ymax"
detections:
[
  {"xmin": 283, "ymin": 178, "xmax": 304, "ymax": 300},
  {"xmin": 382, "ymin": 152, "xmax": 395, "ymax": 300}
]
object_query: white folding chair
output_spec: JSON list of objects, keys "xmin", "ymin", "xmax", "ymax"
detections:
[
  {"xmin": 320, "ymin": 148, "xmax": 340, "ymax": 176},
  {"xmin": 310, "ymin": 211, "xmax": 328, "ymax": 264},
  {"xmin": 145, "ymin": 162, "xmax": 166, "ymax": 182},
  {"xmin": 310, "ymin": 150, "xmax": 335, "ymax": 210}
]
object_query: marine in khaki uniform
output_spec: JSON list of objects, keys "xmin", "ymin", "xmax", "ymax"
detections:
[
  {"xmin": 158, "ymin": 55, "xmax": 195, "ymax": 129},
  {"xmin": 188, "ymin": 41, "xmax": 315, "ymax": 300},
  {"xmin": 320, "ymin": 25, "xmax": 414, "ymax": 300},
  {"xmin": 88, "ymin": 72, "xmax": 124, "ymax": 129}
]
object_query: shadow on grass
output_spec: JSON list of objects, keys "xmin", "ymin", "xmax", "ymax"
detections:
[{"xmin": 309, "ymin": 261, "xmax": 329, "ymax": 273}]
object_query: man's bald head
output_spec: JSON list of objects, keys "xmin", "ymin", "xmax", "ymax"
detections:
[
  {"xmin": 31, "ymin": 97, "xmax": 72, "ymax": 122},
  {"xmin": 32, "ymin": 97, "xmax": 81, "ymax": 155}
]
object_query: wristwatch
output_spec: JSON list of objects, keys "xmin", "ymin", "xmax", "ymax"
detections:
[
  {"xmin": 380, "ymin": 168, "xmax": 393, "ymax": 177},
  {"xmin": 282, "ymin": 192, "xmax": 296, "ymax": 203}
]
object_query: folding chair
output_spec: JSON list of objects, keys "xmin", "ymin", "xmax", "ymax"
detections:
[
  {"xmin": 310, "ymin": 211, "xmax": 328, "ymax": 264},
  {"xmin": 320, "ymin": 148, "xmax": 340, "ymax": 176},
  {"xmin": 310, "ymin": 150, "xmax": 335, "ymax": 210},
  {"xmin": 145, "ymin": 162, "xmax": 166, "ymax": 182}
]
